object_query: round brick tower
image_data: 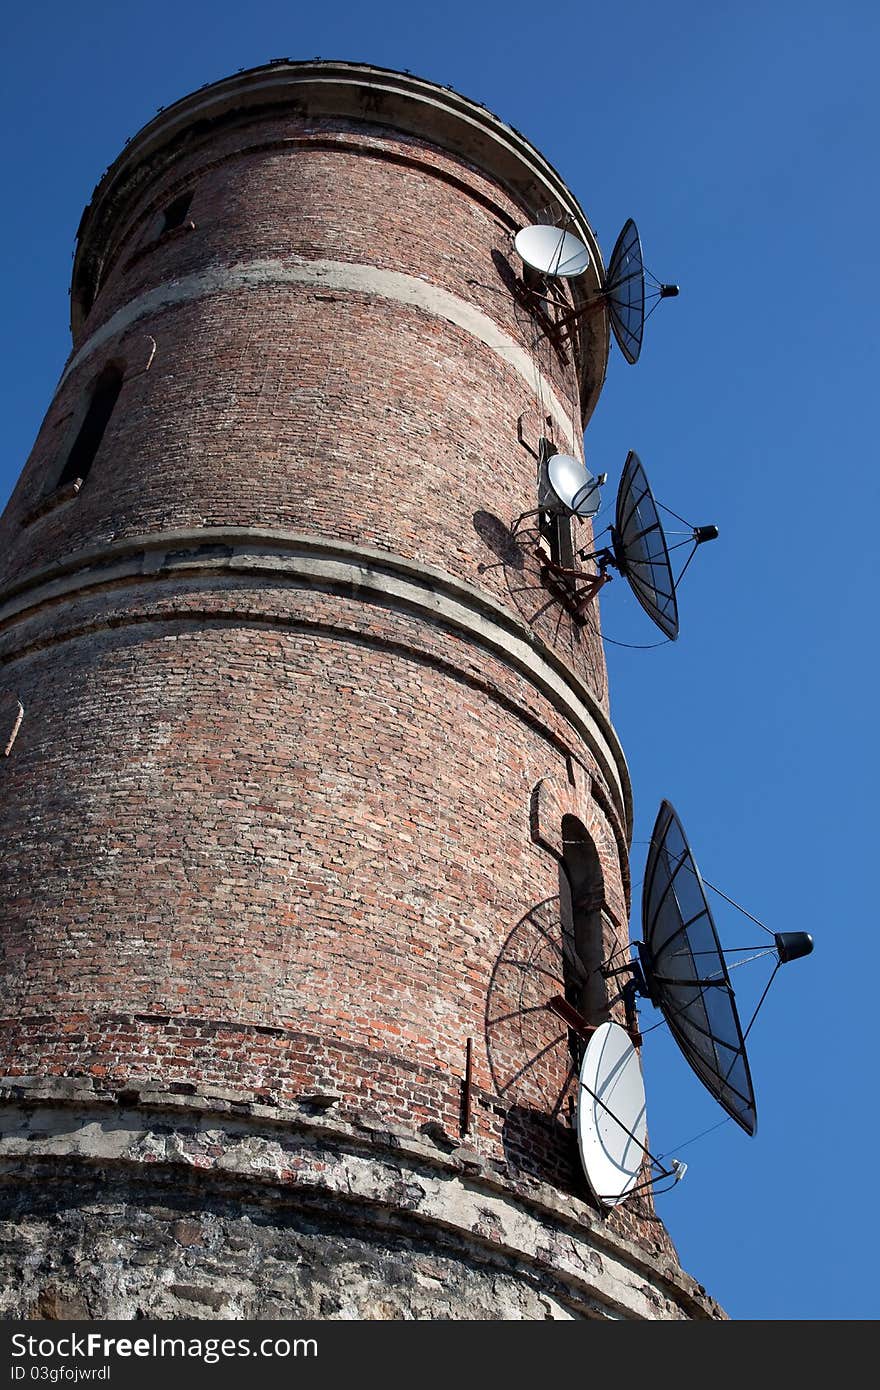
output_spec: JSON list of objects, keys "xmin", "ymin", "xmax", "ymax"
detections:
[{"xmin": 0, "ymin": 60, "xmax": 722, "ymax": 1320}]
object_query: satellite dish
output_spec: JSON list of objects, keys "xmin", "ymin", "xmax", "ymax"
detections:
[
  {"xmin": 603, "ymin": 219, "xmax": 679, "ymax": 365},
  {"xmin": 512, "ymin": 440, "xmax": 607, "ymax": 538},
  {"xmin": 513, "ymin": 217, "xmax": 678, "ymax": 363},
  {"xmin": 637, "ymin": 800, "xmax": 757, "ymax": 1135},
  {"xmin": 578, "ymin": 451, "xmax": 718, "ymax": 641},
  {"xmin": 514, "ymin": 224, "xmax": 590, "ymax": 279},
  {"xmin": 610, "ymin": 450, "xmax": 679, "ymax": 639},
  {"xmin": 541, "ymin": 446, "xmax": 606, "ymax": 519},
  {"xmin": 548, "ymin": 996, "xmax": 689, "ymax": 1203},
  {"xmin": 576, "ymin": 1022, "xmax": 647, "ymax": 1207},
  {"xmin": 612, "ymin": 801, "xmax": 815, "ymax": 1137},
  {"xmin": 604, "ymin": 218, "xmax": 646, "ymax": 365}
]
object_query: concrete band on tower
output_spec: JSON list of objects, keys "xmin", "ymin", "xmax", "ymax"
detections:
[{"xmin": 0, "ymin": 59, "xmax": 724, "ymax": 1320}]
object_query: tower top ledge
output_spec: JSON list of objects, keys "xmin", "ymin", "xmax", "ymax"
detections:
[{"xmin": 71, "ymin": 59, "xmax": 609, "ymax": 410}]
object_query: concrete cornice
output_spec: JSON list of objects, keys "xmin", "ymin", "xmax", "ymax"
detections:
[
  {"xmin": 71, "ymin": 60, "xmax": 609, "ymax": 420},
  {"xmin": 0, "ymin": 1076, "xmax": 725, "ymax": 1320},
  {"xmin": 77, "ymin": 60, "xmax": 603, "ymax": 278}
]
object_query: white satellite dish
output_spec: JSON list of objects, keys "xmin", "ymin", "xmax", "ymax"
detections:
[
  {"xmin": 576, "ymin": 1021, "xmax": 647, "ymax": 1207},
  {"xmin": 545, "ymin": 452, "xmax": 606, "ymax": 518},
  {"xmin": 514, "ymin": 224, "xmax": 590, "ymax": 279}
]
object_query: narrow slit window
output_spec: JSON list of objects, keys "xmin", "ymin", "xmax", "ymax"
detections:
[
  {"xmin": 161, "ymin": 192, "xmax": 193, "ymax": 234},
  {"xmin": 540, "ymin": 509, "xmax": 574, "ymax": 569},
  {"xmin": 559, "ymin": 815, "xmax": 608, "ymax": 1056},
  {"xmin": 56, "ymin": 364, "xmax": 124, "ymax": 491},
  {"xmin": 1, "ymin": 692, "xmax": 24, "ymax": 757},
  {"xmin": 537, "ymin": 439, "xmax": 575, "ymax": 570}
]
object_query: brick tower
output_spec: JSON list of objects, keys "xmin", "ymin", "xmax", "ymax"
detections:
[{"xmin": 0, "ymin": 61, "xmax": 722, "ymax": 1320}]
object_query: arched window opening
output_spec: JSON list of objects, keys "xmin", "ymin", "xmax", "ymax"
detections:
[
  {"xmin": 559, "ymin": 816, "xmax": 608, "ymax": 1059},
  {"xmin": 56, "ymin": 364, "xmax": 124, "ymax": 491}
]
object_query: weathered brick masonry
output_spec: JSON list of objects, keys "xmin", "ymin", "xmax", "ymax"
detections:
[{"xmin": 0, "ymin": 61, "xmax": 723, "ymax": 1319}]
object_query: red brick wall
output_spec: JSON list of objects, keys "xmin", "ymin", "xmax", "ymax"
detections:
[
  {"xmin": 2, "ymin": 118, "xmax": 606, "ymax": 697},
  {"xmin": 0, "ymin": 89, "xmax": 669, "ymax": 1258}
]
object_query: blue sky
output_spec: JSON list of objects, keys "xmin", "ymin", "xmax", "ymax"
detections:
[{"xmin": 2, "ymin": 1, "xmax": 877, "ymax": 1321}]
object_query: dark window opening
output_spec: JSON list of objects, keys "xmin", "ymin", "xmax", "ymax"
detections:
[
  {"xmin": 1, "ymin": 692, "xmax": 24, "ymax": 758},
  {"xmin": 537, "ymin": 439, "xmax": 575, "ymax": 570},
  {"xmin": 73, "ymin": 268, "xmax": 96, "ymax": 323},
  {"xmin": 559, "ymin": 815, "xmax": 608, "ymax": 1064},
  {"xmin": 161, "ymin": 192, "xmax": 193, "ymax": 234},
  {"xmin": 56, "ymin": 364, "xmax": 123, "ymax": 491},
  {"xmin": 540, "ymin": 509, "xmax": 575, "ymax": 569},
  {"xmin": 522, "ymin": 261, "xmax": 568, "ymax": 306}
]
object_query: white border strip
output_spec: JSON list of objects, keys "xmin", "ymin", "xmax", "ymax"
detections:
[{"xmin": 61, "ymin": 257, "xmax": 581, "ymax": 454}]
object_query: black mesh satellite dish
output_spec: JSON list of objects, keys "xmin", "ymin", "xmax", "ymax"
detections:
[
  {"xmin": 605, "ymin": 219, "xmax": 645, "ymax": 364},
  {"xmin": 604, "ymin": 218, "xmax": 679, "ymax": 364},
  {"xmin": 611, "ymin": 450, "xmax": 679, "ymax": 639},
  {"xmin": 637, "ymin": 800, "xmax": 757, "ymax": 1135},
  {"xmin": 605, "ymin": 801, "xmax": 815, "ymax": 1137},
  {"xmin": 578, "ymin": 451, "xmax": 718, "ymax": 642}
]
